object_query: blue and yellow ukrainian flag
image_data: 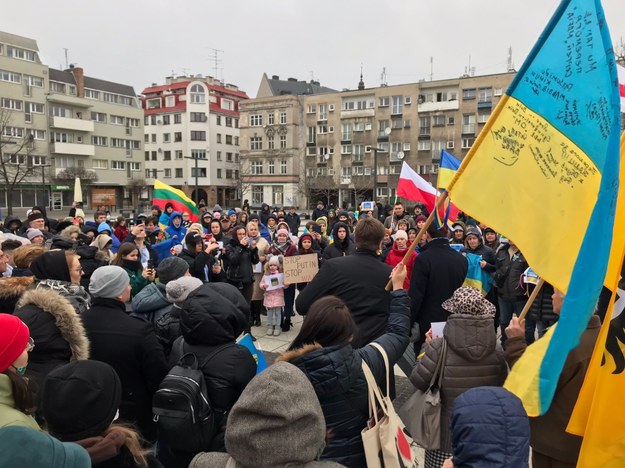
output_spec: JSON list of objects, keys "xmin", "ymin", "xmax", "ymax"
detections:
[
  {"xmin": 437, "ymin": 150, "xmax": 461, "ymax": 190},
  {"xmin": 462, "ymin": 253, "xmax": 493, "ymax": 296},
  {"xmin": 447, "ymin": 0, "xmax": 621, "ymax": 417}
]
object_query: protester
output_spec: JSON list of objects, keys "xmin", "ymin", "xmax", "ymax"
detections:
[
  {"xmin": 267, "ymin": 228, "xmax": 298, "ymax": 331},
  {"xmin": 483, "ymin": 227, "xmax": 500, "ymax": 251},
  {"xmin": 450, "ymin": 222, "xmax": 466, "ymax": 245},
  {"xmin": 410, "ymin": 287, "xmax": 508, "ymax": 468},
  {"xmin": 125, "ymin": 223, "xmax": 159, "ymax": 267},
  {"xmin": 321, "ymin": 222, "xmax": 355, "ymax": 261},
  {"xmin": 285, "ymin": 206, "xmax": 301, "ymax": 236},
  {"xmin": 504, "ymin": 289, "xmax": 600, "ymax": 468},
  {"xmin": 42, "ymin": 360, "xmax": 160, "ymax": 468},
  {"xmin": 24, "ymin": 211, "xmax": 53, "ymax": 241},
  {"xmin": 384, "ymin": 202, "xmax": 415, "ymax": 233},
  {"xmin": 97, "ymin": 222, "xmax": 121, "ymax": 254},
  {"xmin": 114, "ymin": 216, "xmax": 129, "ymax": 242},
  {"xmin": 179, "ymin": 232, "xmax": 223, "ymax": 283},
  {"xmin": 3, "ymin": 215, "xmax": 22, "ymax": 235},
  {"xmin": 384, "ymin": 229, "xmax": 415, "ymax": 290},
  {"xmin": 11, "ymin": 243, "xmax": 44, "ymax": 278},
  {"xmin": 190, "ymin": 362, "xmax": 345, "ymax": 468},
  {"xmin": 165, "ymin": 211, "xmax": 187, "ymax": 243},
  {"xmin": 279, "ymin": 264, "xmax": 409, "ymax": 467},
  {"xmin": 260, "ymin": 256, "xmax": 287, "ymax": 336},
  {"xmin": 247, "ymin": 221, "xmax": 269, "ymax": 327},
  {"xmin": 113, "ymin": 243, "xmax": 154, "ymax": 298},
  {"xmin": 0, "ymin": 314, "xmax": 39, "ymax": 429},
  {"xmin": 0, "ymin": 244, "xmax": 38, "ymax": 313},
  {"xmin": 523, "ymin": 280, "xmax": 558, "ymax": 344},
  {"xmin": 158, "ymin": 202, "xmax": 174, "ymax": 227},
  {"xmin": 82, "ymin": 266, "xmax": 169, "ymax": 441},
  {"xmin": 26, "ymin": 228, "xmax": 45, "ymax": 245},
  {"xmin": 311, "ymin": 201, "xmax": 328, "ymax": 221}
]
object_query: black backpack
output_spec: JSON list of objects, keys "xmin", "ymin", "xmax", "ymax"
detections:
[{"xmin": 152, "ymin": 340, "xmax": 231, "ymax": 452}]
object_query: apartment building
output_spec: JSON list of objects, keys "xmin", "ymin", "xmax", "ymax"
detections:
[
  {"xmin": 240, "ymin": 71, "xmax": 515, "ymax": 209},
  {"xmin": 0, "ymin": 30, "xmax": 144, "ymax": 211},
  {"xmin": 141, "ymin": 75, "xmax": 248, "ymax": 207}
]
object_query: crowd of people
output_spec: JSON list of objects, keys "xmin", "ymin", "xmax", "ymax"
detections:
[{"xmin": 0, "ymin": 198, "xmax": 600, "ymax": 468}]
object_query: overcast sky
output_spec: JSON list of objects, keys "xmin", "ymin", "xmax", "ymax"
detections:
[{"xmin": 2, "ymin": 0, "xmax": 624, "ymax": 98}]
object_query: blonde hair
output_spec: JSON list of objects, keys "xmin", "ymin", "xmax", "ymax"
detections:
[
  {"xmin": 263, "ymin": 257, "xmax": 283, "ymax": 275},
  {"xmin": 103, "ymin": 424, "xmax": 150, "ymax": 466},
  {"xmin": 13, "ymin": 244, "xmax": 46, "ymax": 268},
  {"xmin": 188, "ymin": 223, "xmax": 204, "ymax": 236}
]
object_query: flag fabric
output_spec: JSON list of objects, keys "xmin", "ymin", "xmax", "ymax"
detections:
[
  {"xmin": 618, "ymin": 63, "xmax": 625, "ymax": 112},
  {"xmin": 462, "ymin": 252, "xmax": 493, "ymax": 295},
  {"xmin": 437, "ymin": 150, "xmax": 461, "ymax": 190},
  {"xmin": 446, "ymin": 0, "xmax": 621, "ymax": 417},
  {"xmin": 236, "ymin": 333, "xmax": 268, "ymax": 374},
  {"xmin": 396, "ymin": 162, "xmax": 459, "ymax": 221},
  {"xmin": 152, "ymin": 179, "xmax": 200, "ymax": 223},
  {"xmin": 567, "ymin": 133, "xmax": 625, "ymax": 467}
]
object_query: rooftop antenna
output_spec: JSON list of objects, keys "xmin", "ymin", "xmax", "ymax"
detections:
[
  {"xmin": 208, "ymin": 48, "xmax": 224, "ymax": 81},
  {"xmin": 181, "ymin": 68, "xmax": 190, "ymax": 77},
  {"xmin": 430, "ymin": 56, "xmax": 434, "ymax": 81},
  {"xmin": 63, "ymin": 48, "xmax": 69, "ymax": 69},
  {"xmin": 380, "ymin": 67, "xmax": 387, "ymax": 87},
  {"xmin": 507, "ymin": 46, "xmax": 515, "ymax": 72}
]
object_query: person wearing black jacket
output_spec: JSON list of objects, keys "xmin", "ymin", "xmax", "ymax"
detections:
[
  {"xmin": 321, "ymin": 221, "xmax": 356, "ymax": 262},
  {"xmin": 525, "ymin": 280, "xmax": 558, "ymax": 344},
  {"xmin": 163, "ymin": 283, "xmax": 256, "ymax": 466},
  {"xmin": 311, "ymin": 201, "xmax": 328, "ymax": 221},
  {"xmin": 82, "ymin": 266, "xmax": 169, "ymax": 443},
  {"xmin": 409, "ymin": 224, "xmax": 468, "ymax": 353},
  {"xmin": 285, "ymin": 206, "xmax": 301, "ymax": 236},
  {"xmin": 179, "ymin": 232, "xmax": 225, "ymax": 283},
  {"xmin": 259, "ymin": 203, "xmax": 271, "ymax": 226},
  {"xmin": 224, "ymin": 226, "xmax": 259, "ymax": 303},
  {"xmin": 296, "ymin": 218, "xmax": 392, "ymax": 348}
]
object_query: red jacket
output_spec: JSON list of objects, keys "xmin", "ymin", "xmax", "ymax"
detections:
[{"xmin": 384, "ymin": 242, "xmax": 416, "ymax": 290}]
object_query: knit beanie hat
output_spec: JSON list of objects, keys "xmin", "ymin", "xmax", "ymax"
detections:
[
  {"xmin": 465, "ymin": 226, "xmax": 482, "ymax": 239},
  {"xmin": 196, "ymin": 362, "xmax": 327, "ymax": 467},
  {"xmin": 415, "ymin": 215, "xmax": 427, "ymax": 223},
  {"xmin": 89, "ymin": 266, "xmax": 130, "ymax": 299},
  {"xmin": 158, "ymin": 256, "xmax": 190, "ymax": 284},
  {"xmin": 42, "ymin": 360, "xmax": 122, "ymax": 442},
  {"xmin": 27, "ymin": 212, "xmax": 44, "ymax": 223},
  {"xmin": 0, "ymin": 426, "xmax": 91, "ymax": 468},
  {"xmin": 277, "ymin": 228, "xmax": 289, "ymax": 238},
  {"xmin": 442, "ymin": 286, "xmax": 496, "ymax": 317},
  {"xmin": 394, "ymin": 230, "xmax": 408, "ymax": 240},
  {"xmin": 166, "ymin": 276, "xmax": 203, "ymax": 304},
  {"xmin": 227, "ymin": 208, "xmax": 236, "ymax": 216},
  {"xmin": 267, "ymin": 255, "xmax": 282, "ymax": 267},
  {"xmin": 0, "ymin": 314, "xmax": 29, "ymax": 372},
  {"xmin": 31, "ymin": 250, "xmax": 71, "ymax": 282},
  {"xmin": 26, "ymin": 228, "xmax": 44, "ymax": 241}
]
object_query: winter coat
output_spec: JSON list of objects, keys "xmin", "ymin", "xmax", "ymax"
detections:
[
  {"xmin": 81, "ymin": 297, "xmax": 169, "ymax": 441},
  {"xmin": 505, "ymin": 315, "xmax": 601, "ymax": 464},
  {"xmin": 75, "ymin": 434, "xmax": 163, "ymax": 468},
  {"xmin": 33, "ymin": 279, "xmax": 91, "ymax": 315},
  {"xmin": 2, "ymin": 215, "xmax": 22, "ymax": 234},
  {"xmin": 526, "ymin": 281, "xmax": 559, "ymax": 325},
  {"xmin": 460, "ymin": 243, "xmax": 496, "ymax": 273},
  {"xmin": 154, "ymin": 305, "xmax": 181, "ymax": 357},
  {"xmin": 75, "ymin": 245, "xmax": 109, "ymax": 290},
  {"xmin": 260, "ymin": 276, "xmax": 286, "ymax": 308},
  {"xmin": 285, "ymin": 212, "xmax": 301, "ymax": 235},
  {"xmin": 0, "ymin": 276, "xmax": 33, "ymax": 314},
  {"xmin": 322, "ymin": 222, "xmax": 356, "ymax": 262},
  {"xmin": 224, "ymin": 238, "xmax": 259, "ymax": 286},
  {"xmin": 408, "ymin": 238, "xmax": 468, "ymax": 349},
  {"xmin": 251, "ymin": 237, "xmax": 270, "ymax": 301},
  {"xmin": 279, "ymin": 290, "xmax": 411, "ymax": 468},
  {"xmin": 170, "ymin": 284, "xmax": 257, "ymax": 438},
  {"xmin": 410, "ymin": 314, "xmax": 508, "ymax": 452},
  {"xmin": 125, "ymin": 231, "xmax": 168, "ymax": 264},
  {"xmin": 311, "ymin": 207, "xmax": 328, "ymax": 221},
  {"xmin": 123, "ymin": 267, "xmax": 149, "ymax": 299},
  {"xmin": 383, "ymin": 212, "xmax": 415, "ymax": 232},
  {"xmin": 267, "ymin": 240, "xmax": 298, "ymax": 258},
  {"xmin": 131, "ymin": 282, "xmax": 171, "ymax": 323},
  {"xmin": 178, "ymin": 248, "xmax": 224, "ymax": 283},
  {"xmin": 164, "ymin": 211, "xmax": 187, "ymax": 242},
  {"xmin": 296, "ymin": 249, "xmax": 393, "ymax": 348},
  {"xmin": 450, "ymin": 387, "xmax": 530, "ymax": 467},
  {"xmin": 0, "ymin": 374, "xmax": 40, "ymax": 430},
  {"xmin": 494, "ymin": 244, "xmax": 528, "ymax": 301},
  {"xmin": 14, "ymin": 288, "xmax": 90, "ymax": 394},
  {"xmin": 97, "ymin": 223, "xmax": 121, "ymax": 254},
  {"xmin": 114, "ymin": 225, "xmax": 129, "ymax": 243},
  {"xmin": 384, "ymin": 242, "xmax": 416, "ymax": 289}
]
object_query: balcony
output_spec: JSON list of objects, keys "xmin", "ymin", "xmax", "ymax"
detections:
[
  {"xmin": 339, "ymin": 108, "xmax": 375, "ymax": 119},
  {"xmin": 51, "ymin": 142, "xmax": 96, "ymax": 156},
  {"xmin": 477, "ymin": 100, "xmax": 493, "ymax": 109},
  {"xmin": 417, "ymin": 100, "xmax": 459, "ymax": 113},
  {"xmin": 340, "ymin": 177, "xmax": 352, "ymax": 185},
  {"xmin": 50, "ymin": 116, "xmax": 94, "ymax": 132}
]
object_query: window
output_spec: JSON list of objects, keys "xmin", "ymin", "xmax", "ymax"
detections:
[
  {"xmin": 163, "ymin": 151, "xmax": 171, "ymax": 161},
  {"xmin": 279, "ymin": 112, "xmax": 287, "ymax": 124},
  {"xmin": 127, "ymin": 118, "xmax": 139, "ymax": 127},
  {"xmin": 280, "ymin": 160, "xmax": 287, "ymax": 174},
  {"xmin": 92, "ymin": 159, "xmax": 108, "ymax": 169},
  {"xmin": 50, "ymin": 81, "xmax": 66, "ymax": 94},
  {"xmin": 252, "ymin": 186, "xmax": 264, "ymax": 205},
  {"xmin": 29, "ymin": 130, "xmax": 45, "ymax": 140},
  {"xmin": 190, "ymin": 112, "xmax": 207, "ymax": 122},
  {"xmin": 268, "ymin": 160, "xmax": 275, "ymax": 174},
  {"xmin": 418, "ymin": 140, "xmax": 431, "ymax": 151},
  {"xmin": 216, "ymin": 134, "xmax": 222, "ymax": 143},
  {"xmin": 226, "ymin": 152, "xmax": 233, "ymax": 162},
  {"xmin": 110, "ymin": 115, "xmax": 125, "ymax": 125},
  {"xmin": 91, "ymin": 136, "xmax": 107, "ymax": 146},
  {"xmin": 85, "ymin": 89, "xmax": 99, "ymax": 100},
  {"xmin": 50, "ymin": 105, "xmax": 71, "ymax": 118},
  {"xmin": 3, "ymin": 127, "xmax": 24, "ymax": 138},
  {"xmin": 318, "ymin": 104, "xmax": 327, "ymax": 121},
  {"xmin": 191, "ymin": 167, "xmax": 207, "ymax": 177},
  {"xmin": 216, "ymin": 116, "xmax": 222, "ymax": 126},
  {"xmin": 341, "ymin": 145, "xmax": 352, "ymax": 154},
  {"xmin": 50, "ymin": 131, "xmax": 70, "ymax": 142},
  {"xmin": 163, "ymin": 133, "xmax": 170, "ymax": 143},
  {"xmin": 111, "ymin": 161, "xmax": 126, "ymax": 170},
  {"xmin": 150, "ymin": 115, "xmax": 157, "ymax": 125},
  {"xmin": 222, "ymin": 99, "xmax": 234, "ymax": 111},
  {"xmin": 190, "ymin": 84, "xmax": 205, "ymax": 103},
  {"xmin": 27, "ymin": 102, "xmax": 44, "ymax": 114},
  {"xmin": 308, "ymin": 126, "xmax": 316, "ymax": 144},
  {"xmin": 391, "ymin": 117, "xmax": 403, "ymax": 129},
  {"xmin": 391, "ymin": 142, "xmax": 403, "ymax": 161},
  {"xmin": 251, "ymin": 161, "xmax": 263, "ymax": 175},
  {"xmin": 6, "ymin": 46, "xmax": 36, "ymax": 62},
  {"xmin": 147, "ymin": 98, "xmax": 161, "ymax": 109},
  {"xmin": 234, "ymin": 118, "xmax": 239, "ymax": 128},
  {"xmin": 462, "ymin": 114, "xmax": 476, "ymax": 134},
  {"xmin": 448, "ymin": 116, "xmax": 455, "ymax": 126},
  {"xmin": 250, "ymin": 114, "xmax": 263, "ymax": 126},
  {"xmin": 307, "ymin": 104, "xmax": 316, "ymax": 114},
  {"xmin": 280, "ymin": 135, "xmax": 287, "ymax": 149},
  {"xmin": 477, "ymin": 112, "xmax": 491, "ymax": 124},
  {"xmin": 2, "ymin": 153, "xmax": 26, "ymax": 165},
  {"xmin": 235, "ymin": 136, "xmax": 239, "ymax": 146},
  {"xmin": 226, "ymin": 135, "xmax": 233, "ymax": 145},
  {"xmin": 217, "ymin": 169, "xmax": 222, "ymax": 178},
  {"xmin": 130, "ymin": 162, "xmax": 141, "ymax": 172},
  {"xmin": 26, "ymin": 75, "xmax": 43, "ymax": 87},
  {"xmin": 175, "ymin": 150, "xmax": 183, "ymax": 160},
  {"xmin": 462, "ymin": 88, "xmax": 476, "ymax": 100},
  {"xmin": 478, "ymin": 87, "xmax": 492, "ymax": 102},
  {"xmin": 250, "ymin": 137, "xmax": 262, "ymax": 150},
  {"xmin": 191, "ymin": 150, "xmax": 207, "ymax": 159},
  {"xmin": 379, "ymin": 97, "xmax": 389, "ymax": 107},
  {"xmin": 175, "ymin": 168, "xmax": 183, "ymax": 178},
  {"xmin": 225, "ymin": 117, "xmax": 233, "ymax": 127},
  {"xmin": 151, "ymin": 134, "xmax": 156, "ymax": 143},
  {"xmin": 272, "ymin": 186, "xmax": 284, "ymax": 206},
  {"xmin": 1, "ymin": 98, "xmax": 22, "ymax": 111},
  {"xmin": 165, "ymin": 96, "xmax": 175, "ymax": 108},
  {"xmin": 164, "ymin": 168, "xmax": 172, "ymax": 178},
  {"xmin": 163, "ymin": 114, "xmax": 170, "ymax": 125},
  {"xmin": 174, "ymin": 132, "xmax": 182, "ymax": 142},
  {"xmin": 318, "ymin": 124, "xmax": 328, "ymax": 134},
  {"xmin": 268, "ymin": 113, "xmax": 275, "ymax": 125},
  {"xmin": 216, "ymin": 151, "xmax": 222, "ymax": 161},
  {"xmin": 174, "ymin": 114, "xmax": 182, "ymax": 124},
  {"xmin": 391, "ymin": 96, "xmax": 403, "ymax": 115},
  {"xmin": 341, "ymin": 123, "xmax": 352, "ymax": 141},
  {"xmin": 111, "ymin": 138, "xmax": 125, "ymax": 148},
  {"xmin": 0, "ymin": 70, "xmax": 21, "ymax": 84},
  {"xmin": 226, "ymin": 169, "xmax": 233, "ymax": 179},
  {"xmin": 433, "ymin": 115, "xmax": 445, "ymax": 127},
  {"xmin": 151, "ymin": 151, "xmax": 157, "ymax": 161},
  {"xmin": 267, "ymin": 136, "xmax": 275, "ymax": 150},
  {"xmin": 30, "ymin": 155, "xmax": 46, "ymax": 166},
  {"xmin": 419, "ymin": 116, "xmax": 431, "ymax": 136}
]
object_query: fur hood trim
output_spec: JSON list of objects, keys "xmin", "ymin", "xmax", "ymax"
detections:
[
  {"xmin": 17, "ymin": 288, "xmax": 89, "ymax": 361},
  {"xmin": 0, "ymin": 276, "xmax": 33, "ymax": 298},
  {"xmin": 276, "ymin": 343, "xmax": 322, "ymax": 363}
]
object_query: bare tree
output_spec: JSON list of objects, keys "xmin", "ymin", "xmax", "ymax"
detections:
[
  {"xmin": 0, "ymin": 109, "xmax": 36, "ymax": 215},
  {"xmin": 54, "ymin": 166, "xmax": 98, "ymax": 184},
  {"xmin": 298, "ymin": 171, "xmax": 338, "ymax": 209}
]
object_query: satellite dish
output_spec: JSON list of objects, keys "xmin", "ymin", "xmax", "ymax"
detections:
[
  {"xmin": 397, "ymin": 151, "xmax": 405, "ymax": 160},
  {"xmin": 324, "ymin": 154, "xmax": 330, "ymax": 160},
  {"xmin": 384, "ymin": 127, "xmax": 392, "ymax": 136}
]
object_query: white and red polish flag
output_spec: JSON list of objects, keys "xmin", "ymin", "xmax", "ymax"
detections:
[
  {"xmin": 396, "ymin": 162, "xmax": 460, "ymax": 221},
  {"xmin": 618, "ymin": 63, "xmax": 625, "ymax": 113}
]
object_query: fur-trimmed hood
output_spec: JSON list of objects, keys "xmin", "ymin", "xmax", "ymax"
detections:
[
  {"xmin": 16, "ymin": 287, "xmax": 90, "ymax": 361},
  {"xmin": 0, "ymin": 276, "xmax": 33, "ymax": 299},
  {"xmin": 276, "ymin": 343, "xmax": 322, "ymax": 363}
]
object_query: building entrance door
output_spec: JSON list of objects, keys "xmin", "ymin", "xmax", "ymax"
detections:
[{"xmin": 51, "ymin": 192, "xmax": 63, "ymax": 211}]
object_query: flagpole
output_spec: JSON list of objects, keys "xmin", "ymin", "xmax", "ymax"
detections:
[
  {"xmin": 518, "ymin": 278, "xmax": 545, "ymax": 321},
  {"xmin": 384, "ymin": 191, "xmax": 449, "ymax": 291}
]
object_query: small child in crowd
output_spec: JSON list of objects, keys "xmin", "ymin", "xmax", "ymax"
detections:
[{"xmin": 260, "ymin": 256, "xmax": 287, "ymax": 336}]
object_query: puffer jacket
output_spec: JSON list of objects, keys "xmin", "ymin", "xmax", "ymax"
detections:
[
  {"xmin": 14, "ymin": 288, "xmax": 90, "ymax": 395},
  {"xmin": 526, "ymin": 281, "xmax": 558, "ymax": 325},
  {"xmin": 278, "ymin": 290, "xmax": 411, "ymax": 468},
  {"xmin": 410, "ymin": 314, "xmax": 508, "ymax": 452},
  {"xmin": 224, "ymin": 238, "xmax": 259, "ymax": 285},
  {"xmin": 450, "ymin": 386, "xmax": 530, "ymax": 467},
  {"xmin": 494, "ymin": 244, "xmax": 528, "ymax": 300},
  {"xmin": 131, "ymin": 282, "xmax": 171, "ymax": 323},
  {"xmin": 33, "ymin": 279, "xmax": 91, "ymax": 315},
  {"xmin": 164, "ymin": 211, "xmax": 187, "ymax": 242},
  {"xmin": 321, "ymin": 222, "xmax": 356, "ymax": 262},
  {"xmin": 0, "ymin": 276, "xmax": 33, "ymax": 314},
  {"xmin": 169, "ymin": 283, "xmax": 257, "ymax": 440}
]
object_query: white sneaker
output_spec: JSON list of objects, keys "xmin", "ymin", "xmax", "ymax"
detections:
[{"xmin": 267, "ymin": 327, "xmax": 273, "ymax": 335}]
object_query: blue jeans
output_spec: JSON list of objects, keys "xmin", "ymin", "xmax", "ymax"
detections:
[
  {"xmin": 266, "ymin": 307, "xmax": 282, "ymax": 327},
  {"xmin": 499, "ymin": 298, "xmax": 526, "ymax": 348}
]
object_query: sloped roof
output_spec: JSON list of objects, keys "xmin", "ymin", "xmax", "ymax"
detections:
[
  {"xmin": 49, "ymin": 68, "xmax": 136, "ymax": 96},
  {"xmin": 265, "ymin": 74, "xmax": 336, "ymax": 96},
  {"xmin": 0, "ymin": 31, "xmax": 38, "ymax": 51}
]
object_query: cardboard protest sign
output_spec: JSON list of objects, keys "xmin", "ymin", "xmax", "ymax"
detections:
[{"xmin": 283, "ymin": 254, "xmax": 319, "ymax": 284}]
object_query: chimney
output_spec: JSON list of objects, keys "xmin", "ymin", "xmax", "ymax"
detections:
[
  {"xmin": 287, "ymin": 77, "xmax": 298, "ymax": 82},
  {"xmin": 271, "ymin": 75, "xmax": 279, "ymax": 80},
  {"xmin": 68, "ymin": 66, "xmax": 85, "ymax": 98}
]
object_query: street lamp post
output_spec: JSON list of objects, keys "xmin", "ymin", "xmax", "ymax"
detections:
[{"xmin": 40, "ymin": 164, "xmax": 51, "ymax": 209}]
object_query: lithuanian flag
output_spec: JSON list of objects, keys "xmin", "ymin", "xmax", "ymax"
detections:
[{"xmin": 152, "ymin": 180, "xmax": 200, "ymax": 223}]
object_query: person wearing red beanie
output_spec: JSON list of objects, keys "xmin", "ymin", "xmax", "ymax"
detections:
[{"xmin": 0, "ymin": 313, "xmax": 39, "ymax": 429}]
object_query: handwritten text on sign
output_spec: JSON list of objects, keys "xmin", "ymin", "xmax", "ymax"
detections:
[{"xmin": 283, "ymin": 254, "xmax": 319, "ymax": 283}]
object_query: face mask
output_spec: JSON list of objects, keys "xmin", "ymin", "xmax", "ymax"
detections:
[{"xmin": 15, "ymin": 366, "xmax": 27, "ymax": 375}]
